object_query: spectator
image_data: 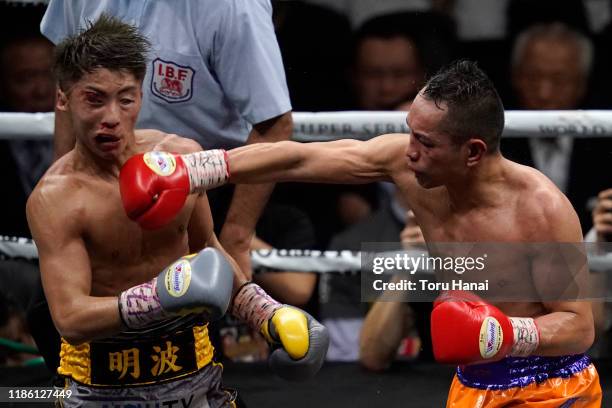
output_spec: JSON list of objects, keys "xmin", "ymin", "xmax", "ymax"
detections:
[
  {"xmin": 0, "ymin": 292, "xmax": 37, "ymax": 367},
  {"xmin": 322, "ymin": 184, "xmax": 432, "ymax": 363},
  {"xmin": 0, "ymin": 4, "xmax": 55, "ymax": 238},
  {"xmin": 330, "ymin": 12, "xmax": 456, "ymax": 233},
  {"xmin": 590, "ymin": 189, "xmax": 612, "ymax": 243},
  {"xmin": 502, "ymin": 22, "xmax": 612, "ymax": 230},
  {"xmin": 351, "ymin": 16, "xmax": 426, "ymax": 110},
  {"xmin": 585, "ymin": 189, "xmax": 612, "ymax": 357},
  {"xmin": 351, "ymin": 12, "xmax": 455, "ymax": 110},
  {"xmin": 359, "ymin": 209, "xmax": 427, "ymax": 371}
]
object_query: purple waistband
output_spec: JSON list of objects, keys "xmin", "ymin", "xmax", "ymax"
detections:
[{"xmin": 457, "ymin": 354, "xmax": 592, "ymax": 390}]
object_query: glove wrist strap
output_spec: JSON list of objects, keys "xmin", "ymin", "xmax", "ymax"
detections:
[
  {"xmin": 231, "ymin": 282, "xmax": 281, "ymax": 333},
  {"xmin": 118, "ymin": 277, "xmax": 170, "ymax": 329},
  {"xmin": 509, "ymin": 317, "xmax": 540, "ymax": 357},
  {"xmin": 181, "ymin": 150, "xmax": 230, "ymax": 193}
]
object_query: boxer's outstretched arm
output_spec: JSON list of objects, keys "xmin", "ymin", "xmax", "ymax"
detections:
[
  {"xmin": 220, "ymin": 112, "xmax": 294, "ymax": 280},
  {"xmin": 228, "ymin": 133, "xmax": 408, "ymax": 185}
]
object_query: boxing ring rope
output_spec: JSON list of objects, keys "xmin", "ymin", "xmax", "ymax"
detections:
[
  {"xmin": 2, "ymin": 236, "xmax": 611, "ymax": 274},
  {"xmin": 0, "ymin": 110, "xmax": 611, "ymax": 271},
  {"xmin": 2, "ymin": 110, "xmax": 612, "ymax": 141}
]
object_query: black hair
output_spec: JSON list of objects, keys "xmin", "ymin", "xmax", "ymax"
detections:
[
  {"xmin": 422, "ymin": 60, "xmax": 504, "ymax": 152},
  {"xmin": 53, "ymin": 13, "xmax": 150, "ymax": 90}
]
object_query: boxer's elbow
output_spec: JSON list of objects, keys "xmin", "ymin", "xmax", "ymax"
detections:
[
  {"xmin": 359, "ymin": 335, "xmax": 392, "ymax": 372},
  {"xmin": 359, "ymin": 346, "xmax": 391, "ymax": 372},
  {"xmin": 54, "ymin": 317, "xmax": 89, "ymax": 345},
  {"xmin": 577, "ymin": 323, "xmax": 595, "ymax": 354},
  {"xmin": 564, "ymin": 317, "xmax": 595, "ymax": 354},
  {"xmin": 53, "ymin": 306, "xmax": 101, "ymax": 345}
]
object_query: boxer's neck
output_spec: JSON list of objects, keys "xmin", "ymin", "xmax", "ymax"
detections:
[
  {"xmin": 73, "ymin": 139, "xmax": 138, "ymax": 178},
  {"xmin": 445, "ymin": 153, "xmax": 507, "ymax": 212}
]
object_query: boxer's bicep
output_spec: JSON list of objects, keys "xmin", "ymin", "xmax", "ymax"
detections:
[
  {"xmin": 27, "ymin": 195, "xmax": 93, "ymax": 336},
  {"xmin": 529, "ymin": 200, "xmax": 595, "ymax": 354}
]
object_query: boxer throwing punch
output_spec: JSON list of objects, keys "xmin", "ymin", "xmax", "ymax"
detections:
[
  {"xmin": 27, "ymin": 15, "xmax": 327, "ymax": 407},
  {"xmin": 123, "ymin": 60, "xmax": 601, "ymax": 406}
]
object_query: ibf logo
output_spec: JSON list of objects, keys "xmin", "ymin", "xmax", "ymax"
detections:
[{"xmin": 151, "ymin": 58, "xmax": 195, "ymax": 103}]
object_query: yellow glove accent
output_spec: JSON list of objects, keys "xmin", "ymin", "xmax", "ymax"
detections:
[{"xmin": 261, "ymin": 307, "xmax": 309, "ymax": 360}]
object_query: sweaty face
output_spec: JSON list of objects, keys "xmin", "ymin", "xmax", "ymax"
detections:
[
  {"xmin": 0, "ymin": 38, "xmax": 55, "ymax": 112},
  {"xmin": 406, "ymin": 93, "xmax": 465, "ymax": 188},
  {"xmin": 513, "ymin": 37, "xmax": 585, "ymax": 110},
  {"xmin": 354, "ymin": 36, "xmax": 425, "ymax": 110},
  {"xmin": 59, "ymin": 68, "xmax": 142, "ymax": 160}
]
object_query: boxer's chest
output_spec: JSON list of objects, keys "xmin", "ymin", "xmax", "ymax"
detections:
[
  {"xmin": 423, "ymin": 208, "xmax": 539, "ymax": 301},
  {"xmin": 80, "ymin": 181, "xmax": 193, "ymax": 295}
]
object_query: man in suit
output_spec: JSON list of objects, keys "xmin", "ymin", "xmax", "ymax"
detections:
[{"xmin": 502, "ymin": 22, "xmax": 612, "ymax": 230}]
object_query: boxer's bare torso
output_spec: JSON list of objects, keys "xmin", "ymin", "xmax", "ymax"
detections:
[
  {"xmin": 391, "ymin": 143, "xmax": 580, "ymax": 318},
  {"xmin": 30, "ymin": 130, "xmax": 210, "ymax": 296},
  {"xmin": 228, "ymin": 90, "xmax": 593, "ymax": 355}
]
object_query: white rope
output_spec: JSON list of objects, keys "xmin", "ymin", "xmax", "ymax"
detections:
[
  {"xmin": 292, "ymin": 110, "xmax": 612, "ymax": 141},
  {"xmin": 2, "ymin": 236, "xmax": 611, "ymax": 273},
  {"xmin": 2, "ymin": 110, "xmax": 612, "ymax": 141}
]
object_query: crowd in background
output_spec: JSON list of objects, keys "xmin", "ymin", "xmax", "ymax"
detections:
[{"xmin": 0, "ymin": 0, "xmax": 611, "ymax": 372}]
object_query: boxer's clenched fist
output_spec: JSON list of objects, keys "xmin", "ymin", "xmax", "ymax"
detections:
[
  {"xmin": 431, "ymin": 290, "xmax": 540, "ymax": 365},
  {"xmin": 119, "ymin": 150, "xmax": 229, "ymax": 229},
  {"xmin": 232, "ymin": 283, "xmax": 329, "ymax": 381},
  {"xmin": 118, "ymin": 247, "xmax": 234, "ymax": 329}
]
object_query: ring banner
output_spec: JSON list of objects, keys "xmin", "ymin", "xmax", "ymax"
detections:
[{"xmin": 3, "ymin": 110, "xmax": 612, "ymax": 140}]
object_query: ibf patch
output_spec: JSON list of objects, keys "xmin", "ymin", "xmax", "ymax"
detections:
[{"xmin": 151, "ymin": 58, "xmax": 195, "ymax": 103}]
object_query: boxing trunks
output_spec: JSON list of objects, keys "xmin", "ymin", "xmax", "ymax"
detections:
[
  {"xmin": 56, "ymin": 316, "xmax": 236, "ymax": 407},
  {"xmin": 446, "ymin": 354, "xmax": 602, "ymax": 407}
]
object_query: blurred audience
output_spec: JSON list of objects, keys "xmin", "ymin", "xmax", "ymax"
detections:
[
  {"xmin": 0, "ymin": 5, "xmax": 54, "ymax": 238},
  {"xmin": 273, "ymin": 0, "xmax": 352, "ymax": 111},
  {"xmin": 0, "ymin": 292, "xmax": 37, "ymax": 367},
  {"xmin": 351, "ymin": 14, "xmax": 427, "ymax": 110},
  {"xmin": 329, "ymin": 11, "xmax": 456, "ymax": 234},
  {"xmin": 0, "ymin": 33, "xmax": 55, "ymax": 190},
  {"xmin": 506, "ymin": 0, "xmax": 591, "ymax": 40},
  {"xmin": 587, "ymin": 189, "xmax": 612, "ymax": 243},
  {"xmin": 321, "ymin": 184, "xmax": 432, "ymax": 364},
  {"xmin": 502, "ymin": 22, "xmax": 612, "ymax": 230},
  {"xmin": 359, "ymin": 209, "xmax": 427, "ymax": 371}
]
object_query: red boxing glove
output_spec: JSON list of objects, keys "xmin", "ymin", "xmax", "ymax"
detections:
[
  {"xmin": 120, "ymin": 150, "xmax": 229, "ymax": 229},
  {"xmin": 431, "ymin": 290, "xmax": 539, "ymax": 365}
]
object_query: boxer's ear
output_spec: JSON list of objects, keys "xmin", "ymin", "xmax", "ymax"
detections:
[
  {"xmin": 465, "ymin": 138, "xmax": 487, "ymax": 167},
  {"xmin": 56, "ymin": 87, "xmax": 69, "ymax": 112}
]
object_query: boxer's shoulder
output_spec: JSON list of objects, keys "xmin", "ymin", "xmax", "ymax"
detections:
[
  {"xmin": 506, "ymin": 160, "xmax": 577, "ymax": 231},
  {"xmin": 27, "ymin": 176, "xmax": 87, "ymax": 241},
  {"xmin": 28, "ymin": 156, "xmax": 94, "ymax": 228},
  {"xmin": 135, "ymin": 129, "xmax": 202, "ymax": 154}
]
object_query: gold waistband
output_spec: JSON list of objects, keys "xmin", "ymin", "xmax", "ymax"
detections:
[{"xmin": 58, "ymin": 324, "xmax": 214, "ymax": 386}]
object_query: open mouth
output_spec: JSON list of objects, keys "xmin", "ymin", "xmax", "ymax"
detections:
[
  {"xmin": 95, "ymin": 134, "xmax": 121, "ymax": 151},
  {"xmin": 95, "ymin": 134, "xmax": 120, "ymax": 144}
]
